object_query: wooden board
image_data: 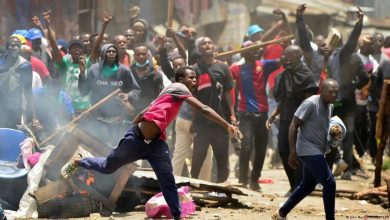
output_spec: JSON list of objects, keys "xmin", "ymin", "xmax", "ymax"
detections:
[
  {"xmin": 34, "ymin": 179, "xmax": 71, "ymax": 204},
  {"xmin": 38, "ymin": 125, "xmax": 136, "ymax": 213},
  {"xmin": 108, "ymin": 163, "xmax": 138, "ymax": 203}
]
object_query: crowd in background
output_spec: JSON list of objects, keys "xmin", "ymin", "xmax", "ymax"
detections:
[{"xmin": 0, "ymin": 4, "xmax": 389, "ymax": 195}]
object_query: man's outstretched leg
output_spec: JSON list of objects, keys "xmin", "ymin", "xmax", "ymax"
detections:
[{"xmin": 61, "ymin": 125, "xmax": 147, "ymax": 178}]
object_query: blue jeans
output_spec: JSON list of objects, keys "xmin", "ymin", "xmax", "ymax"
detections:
[
  {"xmin": 79, "ymin": 124, "xmax": 181, "ymax": 219},
  {"xmin": 280, "ymin": 155, "xmax": 336, "ymax": 220}
]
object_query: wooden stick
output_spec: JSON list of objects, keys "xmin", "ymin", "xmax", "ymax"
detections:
[
  {"xmin": 374, "ymin": 80, "xmax": 390, "ymax": 187},
  {"xmin": 352, "ymin": 185, "xmax": 388, "ymax": 199},
  {"xmin": 167, "ymin": 0, "xmax": 174, "ymax": 29},
  {"xmin": 39, "ymin": 89, "xmax": 121, "ymax": 146},
  {"xmin": 215, "ymin": 34, "xmax": 294, "ymax": 58}
]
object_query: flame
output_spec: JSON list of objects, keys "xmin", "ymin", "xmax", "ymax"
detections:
[
  {"xmin": 86, "ymin": 170, "xmax": 95, "ymax": 186},
  {"xmin": 78, "ymin": 190, "xmax": 89, "ymax": 196},
  {"xmin": 57, "ymin": 192, "xmax": 67, "ymax": 199}
]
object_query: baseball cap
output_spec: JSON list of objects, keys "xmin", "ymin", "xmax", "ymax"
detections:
[
  {"xmin": 28, "ymin": 28, "xmax": 43, "ymax": 40},
  {"xmin": 11, "ymin": 34, "xmax": 27, "ymax": 45},
  {"xmin": 13, "ymin": 29, "xmax": 31, "ymax": 40},
  {"xmin": 247, "ymin": 25, "xmax": 264, "ymax": 38}
]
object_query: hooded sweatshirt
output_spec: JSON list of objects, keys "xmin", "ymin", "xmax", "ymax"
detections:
[
  {"xmin": 133, "ymin": 19, "xmax": 156, "ymax": 54},
  {"xmin": 78, "ymin": 44, "xmax": 141, "ymax": 118}
]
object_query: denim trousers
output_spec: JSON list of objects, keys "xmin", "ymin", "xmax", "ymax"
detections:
[
  {"xmin": 79, "ymin": 124, "xmax": 181, "ymax": 218},
  {"xmin": 280, "ymin": 154, "xmax": 336, "ymax": 220}
]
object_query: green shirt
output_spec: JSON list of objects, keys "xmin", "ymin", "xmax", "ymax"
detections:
[{"xmin": 55, "ymin": 56, "xmax": 91, "ymax": 110}]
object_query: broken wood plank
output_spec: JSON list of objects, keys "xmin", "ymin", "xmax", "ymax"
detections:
[
  {"xmin": 312, "ymin": 189, "xmax": 356, "ymax": 198},
  {"xmin": 108, "ymin": 163, "xmax": 138, "ymax": 203},
  {"xmin": 191, "ymin": 192, "xmax": 236, "ymax": 203},
  {"xmin": 34, "ymin": 179, "xmax": 71, "ymax": 204},
  {"xmin": 352, "ymin": 185, "xmax": 388, "ymax": 199},
  {"xmin": 375, "ymin": 80, "xmax": 390, "ymax": 187}
]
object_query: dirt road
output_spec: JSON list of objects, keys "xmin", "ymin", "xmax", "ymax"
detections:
[{"xmin": 83, "ymin": 153, "xmax": 389, "ymax": 220}]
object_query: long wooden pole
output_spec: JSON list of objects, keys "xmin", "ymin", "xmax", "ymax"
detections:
[
  {"xmin": 374, "ymin": 80, "xmax": 390, "ymax": 187},
  {"xmin": 216, "ymin": 34, "xmax": 294, "ymax": 58},
  {"xmin": 167, "ymin": 0, "xmax": 174, "ymax": 29},
  {"xmin": 39, "ymin": 88, "xmax": 122, "ymax": 146}
]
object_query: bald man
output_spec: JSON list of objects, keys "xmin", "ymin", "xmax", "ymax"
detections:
[
  {"xmin": 272, "ymin": 79, "xmax": 339, "ymax": 220},
  {"xmin": 267, "ymin": 45, "xmax": 318, "ymax": 195}
]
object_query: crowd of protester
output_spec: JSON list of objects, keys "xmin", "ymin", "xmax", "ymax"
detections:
[{"xmin": 1, "ymin": 4, "xmax": 390, "ymax": 215}]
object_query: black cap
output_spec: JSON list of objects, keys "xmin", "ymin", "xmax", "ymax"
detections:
[{"xmin": 68, "ymin": 39, "xmax": 84, "ymax": 50}]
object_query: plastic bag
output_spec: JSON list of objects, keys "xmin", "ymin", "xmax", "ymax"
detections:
[{"xmin": 145, "ymin": 186, "xmax": 195, "ymax": 219}]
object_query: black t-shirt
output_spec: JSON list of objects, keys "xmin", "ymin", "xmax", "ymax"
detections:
[{"xmin": 193, "ymin": 61, "xmax": 233, "ymax": 122}]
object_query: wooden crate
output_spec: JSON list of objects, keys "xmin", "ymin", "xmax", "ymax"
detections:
[{"xmin": 36, "ymin": 125, "xmax": 137, "ymax": 214}]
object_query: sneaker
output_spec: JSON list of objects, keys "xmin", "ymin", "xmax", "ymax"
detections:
[
  {"xmin": 60, "ymin": 154, "xmax": 82, "ymax": 179},
  {"xmin": 271, "ymin": 210, "xmax": 287, "ymax": 220},
  {"xmin": 340, "ymin": 171, "xmax": 352, "ymax": 180},
  {"xmin": 333, "ymin": 159, "xmax": 348, "ymax": 177},
  {"xmin": 249, "ymin": 181, "xmax": 261, "ymax": 192}
]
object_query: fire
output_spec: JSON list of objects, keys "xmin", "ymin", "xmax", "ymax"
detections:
[
  {"xmin": 57, "ymin": 192, "xmax": 67, "ymax": 199},
  {"xmin": 86, "ymin": 170, "xmax": 95, "ymax": 186},
  {"xmin": 78, "ymin": 190, "xmax": 89, "ymax": 196}
]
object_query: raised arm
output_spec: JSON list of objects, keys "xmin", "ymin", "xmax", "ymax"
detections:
[
  {"xmin": 157, "ymin": 35, "xmax": 175, "ymax": 79},
  {"xmin": 340, "ymin": 7, "xmax": 364, "ymax": 62},
  {"xmin": 295, "ymin": 4, "xmax": 313, "ymax": 60},
  {"xmin": 260, "ymin": 8, "xmax": 290, "ymax": 42},
  {"xmin": 43, "ymin": 10, "xmax": 62, "ymax": 64},
  {"xmin": 32, "ymin": 15, "xmax": 46, "ymax": 39},
  {"xmin": 167, "ymin": 28, "xmax": 187, "ymax": 61},
  {"xmin": 90, "ymin": 12, "xmax": 112, "ymax": 63}
]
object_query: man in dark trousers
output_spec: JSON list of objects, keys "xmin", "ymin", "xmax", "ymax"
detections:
[
  {"xmin": 272, "ymin": 79, "xmax": 339, "ymax": 220},
  {"xmin": 266, "ymin": 45, "xmax": 318, "ymax": 195},
  {"xmin": 230, "ymin": 41, "xmax": 280, "ymax": 190},
  {"xmin": 61, "ymin": 66, "xmax": 242, "ymax": 220},
  {"xmin": 190, "ymin": 37, "xmax": 236, "ymax": 183}
]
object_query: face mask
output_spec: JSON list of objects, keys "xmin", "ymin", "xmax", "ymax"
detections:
[
  {"xmin": 7, "ymin": 49, "xmax": 20, "ymax": 59},
  {"xmin": 135, "ymin": 59, "xmax": 149, "ymax": 68}
]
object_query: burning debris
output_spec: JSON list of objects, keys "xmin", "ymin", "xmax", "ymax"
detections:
[{"xmin": 26, "ymin": 126, "xmax": 247, "ymax": 218}]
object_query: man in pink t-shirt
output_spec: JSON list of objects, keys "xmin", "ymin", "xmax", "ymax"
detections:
[{"xmin": 60, "ymin": 66, "xmax": 242, "ymax": 220}]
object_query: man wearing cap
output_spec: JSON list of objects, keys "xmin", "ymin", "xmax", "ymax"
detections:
[
  {"xmin": 247, "ymin": 24, "xmax": 264, "ymax": 42},
  {"xmin": 14, "ymin": 34, "xmax": 51, "ymax": 84},
  {"xmin": 44, "ymin": 11, "xmax": 91, "ymax": 115},
  {"xmin": 0, "ymin": 36, "xmax": 33, "ymax": 128},
  {"xmin": 28, "ymin": 28, "xmax": 55, "ymax": 75}
]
